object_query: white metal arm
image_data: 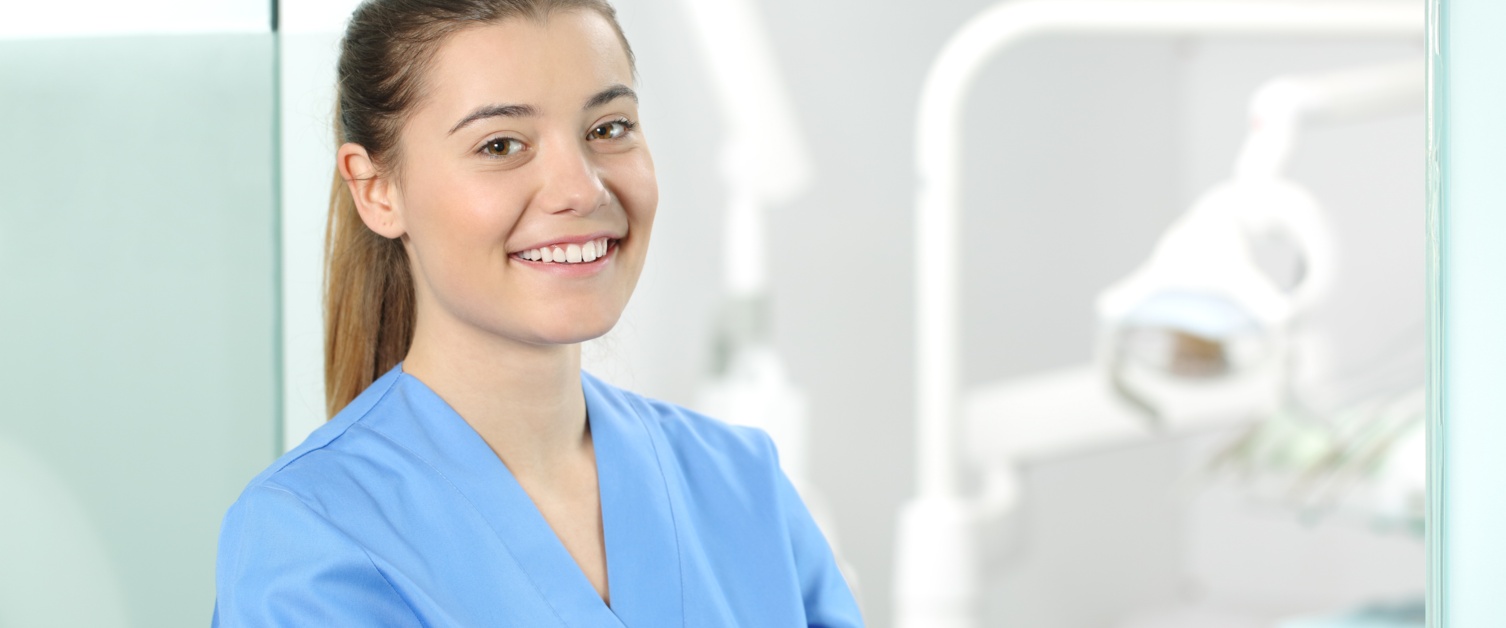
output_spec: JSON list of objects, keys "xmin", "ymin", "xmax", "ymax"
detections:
[{"xmin": 1236, "ymin": 60, "xmax": 1423, "ymax": 180}]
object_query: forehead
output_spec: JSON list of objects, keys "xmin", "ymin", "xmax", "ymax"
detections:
[{"xmin": 419, "ymin": 11, "xmax": 633, "ymax": 121}]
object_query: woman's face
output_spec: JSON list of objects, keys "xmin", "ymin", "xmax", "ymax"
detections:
[{"xmin": 381, "ymin": 11, "xmax": 656, "ymax": 347}]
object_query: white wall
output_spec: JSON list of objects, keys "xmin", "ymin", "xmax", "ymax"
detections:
[{"xmin": 0, "ymin": 0, "xmax": 268, "ymax": 39}]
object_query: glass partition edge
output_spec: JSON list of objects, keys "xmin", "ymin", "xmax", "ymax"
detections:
[
  {"xmin": 1424, "ymin": 1, "xmax": 1446, "ymax": 626},
  {"xmin": 272, "ymin": 25, "xmax": 286, "ymax": 459}
]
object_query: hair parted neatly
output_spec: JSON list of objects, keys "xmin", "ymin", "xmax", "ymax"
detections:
[{"xmin": 324, "ymin": 0, "xmax": 636, "ymax": 418}]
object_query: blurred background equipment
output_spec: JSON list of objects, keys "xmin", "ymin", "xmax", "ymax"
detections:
[
  {"xmin": 672, "ymin": 0, "xmax": 814, "ymax": 495},
  {"xmin": 896, "ymin": 2, "xmax": 1421, "ymax": 627}
]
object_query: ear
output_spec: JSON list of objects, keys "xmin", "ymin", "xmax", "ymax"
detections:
[{"xmin": 337, "ymin": 142, "xmax": 406, "ymax": 239}]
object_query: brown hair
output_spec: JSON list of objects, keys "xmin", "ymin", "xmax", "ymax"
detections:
[{"xmin": 324, "ymin": 0, "xmax": 636, "ymax": 417}]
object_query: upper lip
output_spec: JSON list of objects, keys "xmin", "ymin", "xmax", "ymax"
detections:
[{"xmin": 510, "ymin": 230, "xmax": 623, "ymax": 254}]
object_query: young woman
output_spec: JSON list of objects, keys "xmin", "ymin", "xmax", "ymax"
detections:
[{"xmin": 211, "ymin": 0, "xmax": 862, "ymax": 625}]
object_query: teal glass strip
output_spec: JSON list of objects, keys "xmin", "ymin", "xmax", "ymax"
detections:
[{"xmin": 1425, "ymin": 1, "xmax": 1445, "ymax": 625}]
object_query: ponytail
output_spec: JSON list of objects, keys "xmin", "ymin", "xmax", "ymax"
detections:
[{"xmin": 323, "ymin": 101, "xmax": 415, "ymax": 418}]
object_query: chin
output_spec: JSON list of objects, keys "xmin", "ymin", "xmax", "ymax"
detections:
[{"xmin": 522, "ymin": 308, "xmax": 623, "ymax": 346}]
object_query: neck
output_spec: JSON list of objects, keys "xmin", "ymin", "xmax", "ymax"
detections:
[{"xmin": 402, "ymin": 308, "xmax": 589, "ymax": 480}]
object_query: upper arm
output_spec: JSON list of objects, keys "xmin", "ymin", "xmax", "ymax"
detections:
[
  {"xmin": 761, "ymin": 434, "xmax": 866, "ymax": 628},
  {"xmin": 213, "ymin": 485, "xmax": 422, "ymax": 628}
]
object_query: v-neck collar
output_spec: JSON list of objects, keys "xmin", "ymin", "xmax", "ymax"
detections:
[
  {"xmin": 366, "ymin": 365, "xmax": 683, "ymax": 628},
  {"xmin": 583, "ymin": 371, "xmax": 684, "ymax": 627}
]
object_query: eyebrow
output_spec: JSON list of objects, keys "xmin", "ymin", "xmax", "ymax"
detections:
[
  {"xmin": 447, "ymin": 103, "xmax": 537, "ymax": 136},
  {"xmin": 447, "ymin": 84, "xmax": 639, "ymax": 136},
  {"xmin": 584, "ymin": 84, "xmax": 637, "ymax": 110}
]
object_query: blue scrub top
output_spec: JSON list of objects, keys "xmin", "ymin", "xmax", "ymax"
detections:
[{"xmin": 213, "ymin": 364, "xmax": 864, "ymax": 627}]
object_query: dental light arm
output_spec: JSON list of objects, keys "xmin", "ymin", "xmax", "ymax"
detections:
[
  {"xmin": 1229, "ymin": 60, "xmax": 1422, "ymax": 315},
  {"xmin": 1095, "ymin": 60, "xmax": 1424, "ymax": 407},
  {"xmin": 1235, "ymin": 60, "xmax": 1423, "ymax": 180}
]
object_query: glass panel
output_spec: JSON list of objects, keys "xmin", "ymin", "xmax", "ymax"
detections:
[
  {"xmin": 1432, "ymin": 0, "xmax": 1506, "ymax": 623},
  {"xmin": 0, "ymin": 34, "xmax": 277, "ymax": 627}
]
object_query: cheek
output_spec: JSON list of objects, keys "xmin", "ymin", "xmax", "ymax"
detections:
[
  {"xmin": 615, "ymin": 159, "xmax": 659, "ymax": 229},
  {"xmin": 406, "ymin": 171, "xmax": 523, "ymax": 250},
  {"xmin": 402, "ymin": 171, "xmax": 529, "ymax": 303}
]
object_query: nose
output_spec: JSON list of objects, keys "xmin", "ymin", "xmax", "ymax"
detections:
[{"xmin": 534, "ymin": 139, "xmax": 610, "ymax": 216}]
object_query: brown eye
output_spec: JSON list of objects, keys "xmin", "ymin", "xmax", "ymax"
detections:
[
  {"xmin": 481, "ymin": 137, "xmax": 524, "ymax": 157},
  {"xmin": 589, "ymin": 120, "xmax": 631, "ymax": 141}
]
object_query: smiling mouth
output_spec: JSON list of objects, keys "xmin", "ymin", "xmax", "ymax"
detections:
[{"xmin": 513, "ymin": 237, "xmax": 617, "ymax": 264}]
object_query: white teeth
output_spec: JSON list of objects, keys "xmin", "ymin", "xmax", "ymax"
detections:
[{"xmin": 520, "ymin": 239, "xmax": 615, "ymax": 264}]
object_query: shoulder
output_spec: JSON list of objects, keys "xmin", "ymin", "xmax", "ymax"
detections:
[
  {"xmin": 231, "ymin": 367, "xmax": 407, "ymax": 513},
  {"xmin": 216, "ymin": 368, "xmax": 418, "ymax": 609},
  {"xmin": 215, "ymin": 483, "xmax": 421, "ymax": 625},
  {"xmin": 582, "ymin": 371, "xmax": 781, "ymax": 474}
]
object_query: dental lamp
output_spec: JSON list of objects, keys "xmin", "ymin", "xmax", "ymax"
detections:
[
  {"xmin": 899, "ymin": 3, "xmax": 1420, "ymax": 627},
  {"xmin": 1100, "ymin": 59, "xmax": 1421, "ymax": 427},
  {"xmin": 1096, "ymin": 177, "xmax": 1335, "ymax": 426}
]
